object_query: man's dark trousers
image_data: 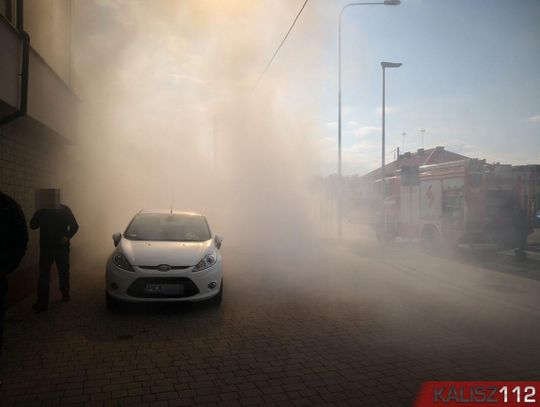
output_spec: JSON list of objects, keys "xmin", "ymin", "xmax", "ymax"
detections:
[{"xmin": 38, "ymin": 246, "xmax": 70, "ymax": 304}]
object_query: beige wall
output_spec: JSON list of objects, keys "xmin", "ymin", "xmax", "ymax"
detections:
[{"xmin": 24, "ymin": 0, "xmax": 71, "ymax": 85}]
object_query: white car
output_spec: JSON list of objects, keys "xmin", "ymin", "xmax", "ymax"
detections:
[{"xmin": 105, "ymin": 210, "xmax": 223, "ymax": 308}]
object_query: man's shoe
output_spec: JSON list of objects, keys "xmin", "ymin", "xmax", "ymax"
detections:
[
  {"xmin": 32, "ymin": 303, "xmax": 47, "ymax": 313},
  {"xmin": 62, "ymin": 292, "xmax": 71, "ymax": 302}
]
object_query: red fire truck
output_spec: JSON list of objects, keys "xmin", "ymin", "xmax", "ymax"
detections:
[{"xmin": 375, "ymin": 159, "xmax": 534, "ymax": 250}]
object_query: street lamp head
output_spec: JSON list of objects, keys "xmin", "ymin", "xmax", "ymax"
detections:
[
  {"xmin": 381, "ymin": 61, "xmax": 402, "ymax": 69},
  {"xmin": 383, "ymin": 0, "xmax": 401, "ymax": 5}
]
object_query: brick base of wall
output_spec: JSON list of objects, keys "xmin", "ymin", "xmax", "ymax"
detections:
[{"xmin": 5, "ymin": 265, "xmax": 38, "ymax": 307}]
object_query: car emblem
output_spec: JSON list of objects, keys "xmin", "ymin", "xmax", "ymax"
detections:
[{"xmin": 157, "ymin": 264, "xmax": 172, "ymax": 272}]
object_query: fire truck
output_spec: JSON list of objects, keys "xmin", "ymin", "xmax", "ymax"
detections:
[
  {"xmin": 375, "ymin": 159, "xmax": 535, "ymax": 250},
  {"xmin": 513, "ymin": 165, "xmax": 540, "ymax": 223}
]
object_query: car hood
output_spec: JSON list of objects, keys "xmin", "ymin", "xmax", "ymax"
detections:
[{"xmin": 119, "ymin": 239, "xmax": 213, "ymax": 267}]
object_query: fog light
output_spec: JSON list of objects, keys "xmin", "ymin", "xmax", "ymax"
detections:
[
  {"xmin": 208, "ymin": 282, "xmax": 217, "ymax": 289},
  {"xmin": 110, "ymin": 283, "xmax": 119, "ymax": 290}
]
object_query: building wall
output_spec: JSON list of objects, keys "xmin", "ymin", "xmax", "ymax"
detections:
[
  {"xmin": 1, "ymin": 1, "xmax": 77, "ymax": 305},
  {"xmin": 24, "ymin": 0, "xmax": 72, "ymax": 85}
]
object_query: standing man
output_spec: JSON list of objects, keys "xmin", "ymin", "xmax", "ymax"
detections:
[
  {"xmin": 0, "ymin": 190, "xmax": 28, "ymax": 357},
  {"xmin": 30, "ymin": 190, "xmax": 78, "ymax": 312}
]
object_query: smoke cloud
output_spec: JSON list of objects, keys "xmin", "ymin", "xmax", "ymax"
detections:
[{"xmin": 67, "ymin": 0, "xmax": 332, "ymax": 255}]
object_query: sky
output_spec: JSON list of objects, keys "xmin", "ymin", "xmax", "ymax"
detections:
[{"xmin": 283, "ymin": 0, "xmax": 540, "ymax": 175}]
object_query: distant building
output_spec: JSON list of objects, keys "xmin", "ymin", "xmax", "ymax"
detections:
[
  {"xmin": 1, "ymin": 0, "xmax": 78, "ymax": 304},
  {"xmin": 361, "ymin": 146, "xmax": 469, "ymax": 182}
]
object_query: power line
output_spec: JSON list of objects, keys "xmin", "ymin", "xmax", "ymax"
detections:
[{"xmin": 256, "ymin": 0, "xmax": 309, "ymax": 87}]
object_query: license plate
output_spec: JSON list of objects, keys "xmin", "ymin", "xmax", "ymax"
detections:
[{"xmin": 143, "ymin": 283, "xmax": 184, "ymax": 295}]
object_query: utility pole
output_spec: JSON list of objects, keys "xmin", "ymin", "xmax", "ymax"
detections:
[
  {"xmin": 380, "ymin": 61, "xmax": 402, "ymax": 241},
  {"xmin": 337, "ymin": 0, "xmax": 401, "ymax": 242}
]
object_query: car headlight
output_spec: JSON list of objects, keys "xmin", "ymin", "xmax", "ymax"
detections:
[
  {"xmin": 193, "ymin": 252, "xmax": 217, "ymax": 272},
  {"xmin": 112, "ymin": 252, "xmax": 134, "ymax": 272}
]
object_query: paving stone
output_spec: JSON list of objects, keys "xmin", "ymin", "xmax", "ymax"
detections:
[{"xmin": 1, "ymin": 246, "xmax": 539, "ymax": 407}]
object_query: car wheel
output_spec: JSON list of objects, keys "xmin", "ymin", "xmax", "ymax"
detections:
[
  {"xmin": 208, "ymin": 279, "xmax": 223, "ymax": 306},
  {"xmin": 106, "ymin": 291, "xmax": 120, "ymax": 309}
]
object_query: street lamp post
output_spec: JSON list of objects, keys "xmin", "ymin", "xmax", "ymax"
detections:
[
  {"xmin": 380, "ymin": 61, "xmax": 402, "ymax": 240},
  {"xmin": 337, "ymin": 0, "xmax": 400, "ymax": 241}
]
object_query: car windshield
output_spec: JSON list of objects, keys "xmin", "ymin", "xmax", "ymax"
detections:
[{"xmin": 124, "ymin": 213, "xmax": 211, "ymax": 242}]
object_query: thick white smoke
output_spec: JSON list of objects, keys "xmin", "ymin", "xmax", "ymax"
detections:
[{"xmin": 68, "ymin": 0, "xmax": 332, "ymax": 256}]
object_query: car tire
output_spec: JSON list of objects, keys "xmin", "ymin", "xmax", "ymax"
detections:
[
  {"xmin": 106, "ymin": 291, "xmax": 120, "ymax": 309},
  {"xmin": 208, "ymin": 279, "xmax": 223, "ymax": 306}
]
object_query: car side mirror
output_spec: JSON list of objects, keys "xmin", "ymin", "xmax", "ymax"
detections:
[
  {"xmin": 214, "ymin": 235, "xmax": 223, "ymax": 250},
  {"xmin": 112, "ymin": 232, "xmax": 122, "ymax": 247}
]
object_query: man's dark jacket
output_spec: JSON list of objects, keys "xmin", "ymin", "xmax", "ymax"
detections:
[
  {"xmin": 0, "ymin": 192, "xmax": 28, "ymax": 276},
  {"xmin": 30, "ymin": 205, "xmax": 79, "ymax": 249}
]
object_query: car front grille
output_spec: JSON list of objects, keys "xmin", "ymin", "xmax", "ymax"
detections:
[
  {"xmin": 138, "ymin": 265, "xmax": 191, "ymax": 270},
  {"xmin": 126, "ymin": 277, "xmax": 200, "ymax": 298}
]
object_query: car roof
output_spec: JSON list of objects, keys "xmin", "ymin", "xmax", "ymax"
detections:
[{"xmin": 138, "ymin": 209, "xmax": 205, "ymax": 217}]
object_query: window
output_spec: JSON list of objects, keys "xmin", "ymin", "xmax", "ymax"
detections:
[
  {"xmin": 442, "ymin": 190, "xmax": 464, "ymax": 229},
  {"xmin": 469, "ymin": 173, "xmax": 483, "ymax": 188},
  {"xmin": 124, "ymin": 213, "xmax": 212, "ymax": 242}
]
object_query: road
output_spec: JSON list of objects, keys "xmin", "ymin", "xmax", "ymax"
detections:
[{"xmin": 1, "ymin": 232, "xmax": 540, "ymax": 406}]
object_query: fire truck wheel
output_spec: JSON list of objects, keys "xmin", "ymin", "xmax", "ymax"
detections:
[{"xmin": 421, "ymin": 225, "xmax": 440, "ymax": 252}]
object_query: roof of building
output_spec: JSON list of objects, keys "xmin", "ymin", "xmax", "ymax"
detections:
[{"xmin": 362, "ymin": 146, "xmax": 469, "ymax": 180}]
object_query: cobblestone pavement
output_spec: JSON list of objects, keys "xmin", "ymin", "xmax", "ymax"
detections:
[{"xmin": 1, "ymin": 241, "xmax": 540, "ymax": 407}]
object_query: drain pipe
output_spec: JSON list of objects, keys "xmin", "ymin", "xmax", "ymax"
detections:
[{"xmin": 0, "ymin": 0, "xmax": 30, "ymax": 126}]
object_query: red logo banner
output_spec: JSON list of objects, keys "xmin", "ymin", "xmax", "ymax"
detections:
[{"xmin": 414, "ymin": 381, "xmax": 540, "ymax": 406}]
